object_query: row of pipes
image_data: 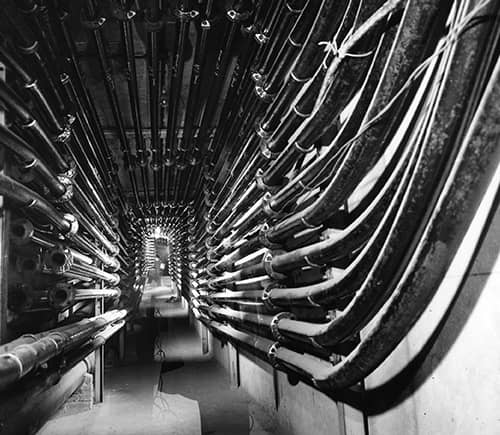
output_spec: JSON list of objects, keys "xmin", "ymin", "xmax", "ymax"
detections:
[
  {"xmin": 186, "ymin": 0, "xmax": 500, "ymax": 391},
  {"xmin": 0, "ymin": 2, "xmax": 145, "ymax": 430}
]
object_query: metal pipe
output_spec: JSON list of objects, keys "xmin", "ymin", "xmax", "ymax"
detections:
[
  {"xmin": 0, "ymin": 173, "xmax": 77, "ymax": 235},
  {"xmin": 119, "ymin": 0, "xmax": 150, "ymax": 203},
  {"xmin": 0, "ymin": 309, "xmax": 127, "ymax": 391}
]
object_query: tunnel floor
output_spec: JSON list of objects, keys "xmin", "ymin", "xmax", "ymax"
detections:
[{"xmin": 38, "ymin": 310, "xmax": 273, "ymax": 435}]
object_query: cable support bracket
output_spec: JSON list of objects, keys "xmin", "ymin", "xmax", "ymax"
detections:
[{"xmin": 270, "ymin": 312, "xmax": 295, "ymax": 341}]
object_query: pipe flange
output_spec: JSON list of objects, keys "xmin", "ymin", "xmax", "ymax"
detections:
[
  {"xmin": 48, "ymin": 283, "xmax": 73, "ymax": 308},
  {"xmin": 44, "ymin": 245, "xmax": 73, "ymax": 274},
  {"xmin": 270, "ymin": 312, "xmax": 295, "ymax": 341},
  {"xmin": 267, "ymin": 341, "xmax": 281, "ymax": 367},
  {"xmin": 258, "ymin": 223, "xmax": 282, "ymax": 250}
]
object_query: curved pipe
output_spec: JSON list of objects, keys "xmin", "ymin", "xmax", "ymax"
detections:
[{"xmin": 0, "ymin": 173, "xmax": 76, "ymax": 235}]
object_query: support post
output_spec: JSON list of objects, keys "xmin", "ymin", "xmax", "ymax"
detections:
[
  {"xmin": 0, "ymin": 61, "xmax": 9, "ymax": 344},
  {"xmin": 93, "ymin": 296, "xmax": 104, "ymax": 402}
]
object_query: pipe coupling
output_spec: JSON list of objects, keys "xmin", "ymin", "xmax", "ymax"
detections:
[
  {"xmin": 260, "ymin": 140, "xmax": 280, "ymax": 161},
  {"xmin": 263, "ymin": 251, "xmax": 286, "ymax": 281},
  {"xmin": 270, "ymin": 312, "xmax": 295, "ymax": 341},
  {"xmin": 226, "ymin": 8, "xmax": 251, "ymax": 23},
  {"xmin": 175, "ymin": 8, "xmax": 199, "ymax": 21},
  {"xmin": 258, "ymin": 223, "xmax": 282, "ymax": 250},
  {"xmin": 48, "ymin": 283, "xmax": 74, "ymax": 308},
  {"xmin": 44, "ymin": 245, "xmax": 73, "ymax": 274},
  {"xmin": 262, "ymin": 283, "xmax": 281, "ymax": 311},
  {"xmin": 267, "ymin": 341, "xmax": 281, "ymax": 368},
  {"xmin": 62, "ymin": 213, "xmax": 79, "ymax": 237}
]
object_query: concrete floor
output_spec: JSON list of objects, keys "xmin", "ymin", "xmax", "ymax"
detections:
[{"xmin": 38, "ymin": 310, "xmax": 273, "ymax": 435}]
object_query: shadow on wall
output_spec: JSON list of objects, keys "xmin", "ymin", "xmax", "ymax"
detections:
[{"xmin": 327, "ymin": 192, "xmax": 500, "ymax": 415}]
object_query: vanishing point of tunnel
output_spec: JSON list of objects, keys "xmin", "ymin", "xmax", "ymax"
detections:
[{"xmin": 0, "ymin": 0, "xmax": 499, "ymax": 434}]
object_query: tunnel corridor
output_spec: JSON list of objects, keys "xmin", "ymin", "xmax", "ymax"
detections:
[{"xmin": 0, "ymin": 0, "xmax": 500, "ymax": 434}]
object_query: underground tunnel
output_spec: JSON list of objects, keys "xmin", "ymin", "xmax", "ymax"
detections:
[{"xmin": 0, "ymin": 0, "xmax": 499, "ymax": 434}]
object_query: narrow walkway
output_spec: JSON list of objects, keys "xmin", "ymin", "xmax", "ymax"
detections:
[{"xmin": 38, "ymin": 311, "xmax": 273, "ymax": 435}]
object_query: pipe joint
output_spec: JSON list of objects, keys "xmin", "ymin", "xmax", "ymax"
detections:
[
  {"xmin": 62, "ymin": 213, "xmax": 79, "ymax": 237},
  {"xmin": 254, "ymin": 32, "xmax": 270, "ymax": 45},
  {"xmin": 81, "ymin": 14, "xmax": 106, "ymax": 30},
  {"xmin": 44, "ymin": 246, "xmax": 73, "ymax": 274},
  {"xmin": 259, "ymin": 223, "xmax": 282, "ymax": 250},
  {"xmin": 226, "ymin": 9, "xmax": 251, "ymax": 23},
  {"xmin": 267, "ymin": 342, "xmax": 281, "ymax": 368},
  {"xmin": 254, "ymin": 85, "xmax": 273, "ymax": 102},
  {"xmin": 255, "ymin": 121, "xmax": 272, "ymax": 140},
  {"xmin": 262, "ymin": 283, "xmax": 281, "ymax": 311},
  {"xmin": 263, "ymin": 251, "xmax": 286, "ymax": 281},
  {"xmin": 175, "ymin": 8, "xmax": 199, "ymax": 21},
  {"xmin": 270, "ymin": 312, "xmax": 295, "ymax": 341},
  {"xmin": 294, "ymin": 141, "xmax": 315, "ymax": 154},
  {"xmin": 260, "ymin": 140, "xmax": 280, "ymax": 160},
  {"xmin": 111, "ymin": 6, "xmax": 136, "ymax": 21}
]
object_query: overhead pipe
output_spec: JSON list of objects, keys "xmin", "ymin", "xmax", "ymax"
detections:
[
  {"xmin": 178, "ymin": 1, "xmax": 215, "ymax": 202},
  {"xmin": 57, "ymin": 6, "xmax": 124, "ymax": 209},
  {"xmin": 83, "ymin": 0, "xmax": 140, "ymax": 205},
  {"xmin": 60, "ymin": 72, "xmax": 116, "ymax": 191},
  {"xmin": 145, "ymin": 0, "xmax": 163, "ymax": 204},
  {"xmin": 190, "ymin": 0, "xmax": 253, "ymax": 164},
  {"xmin": 166, "ymin": 0, "xmax": 198, "ymax": 202},
  {"xmin": 253, "ymin": 0, "xmax": 308, "ymax": 84},
  {"xmin": 118, "ymin": 0, "xmax": 150, "ymax": 204}
]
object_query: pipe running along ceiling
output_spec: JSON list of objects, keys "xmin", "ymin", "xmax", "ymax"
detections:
[{"xmin": 0, "ymin": 0, "xmax": 499, "ymax": 399}]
